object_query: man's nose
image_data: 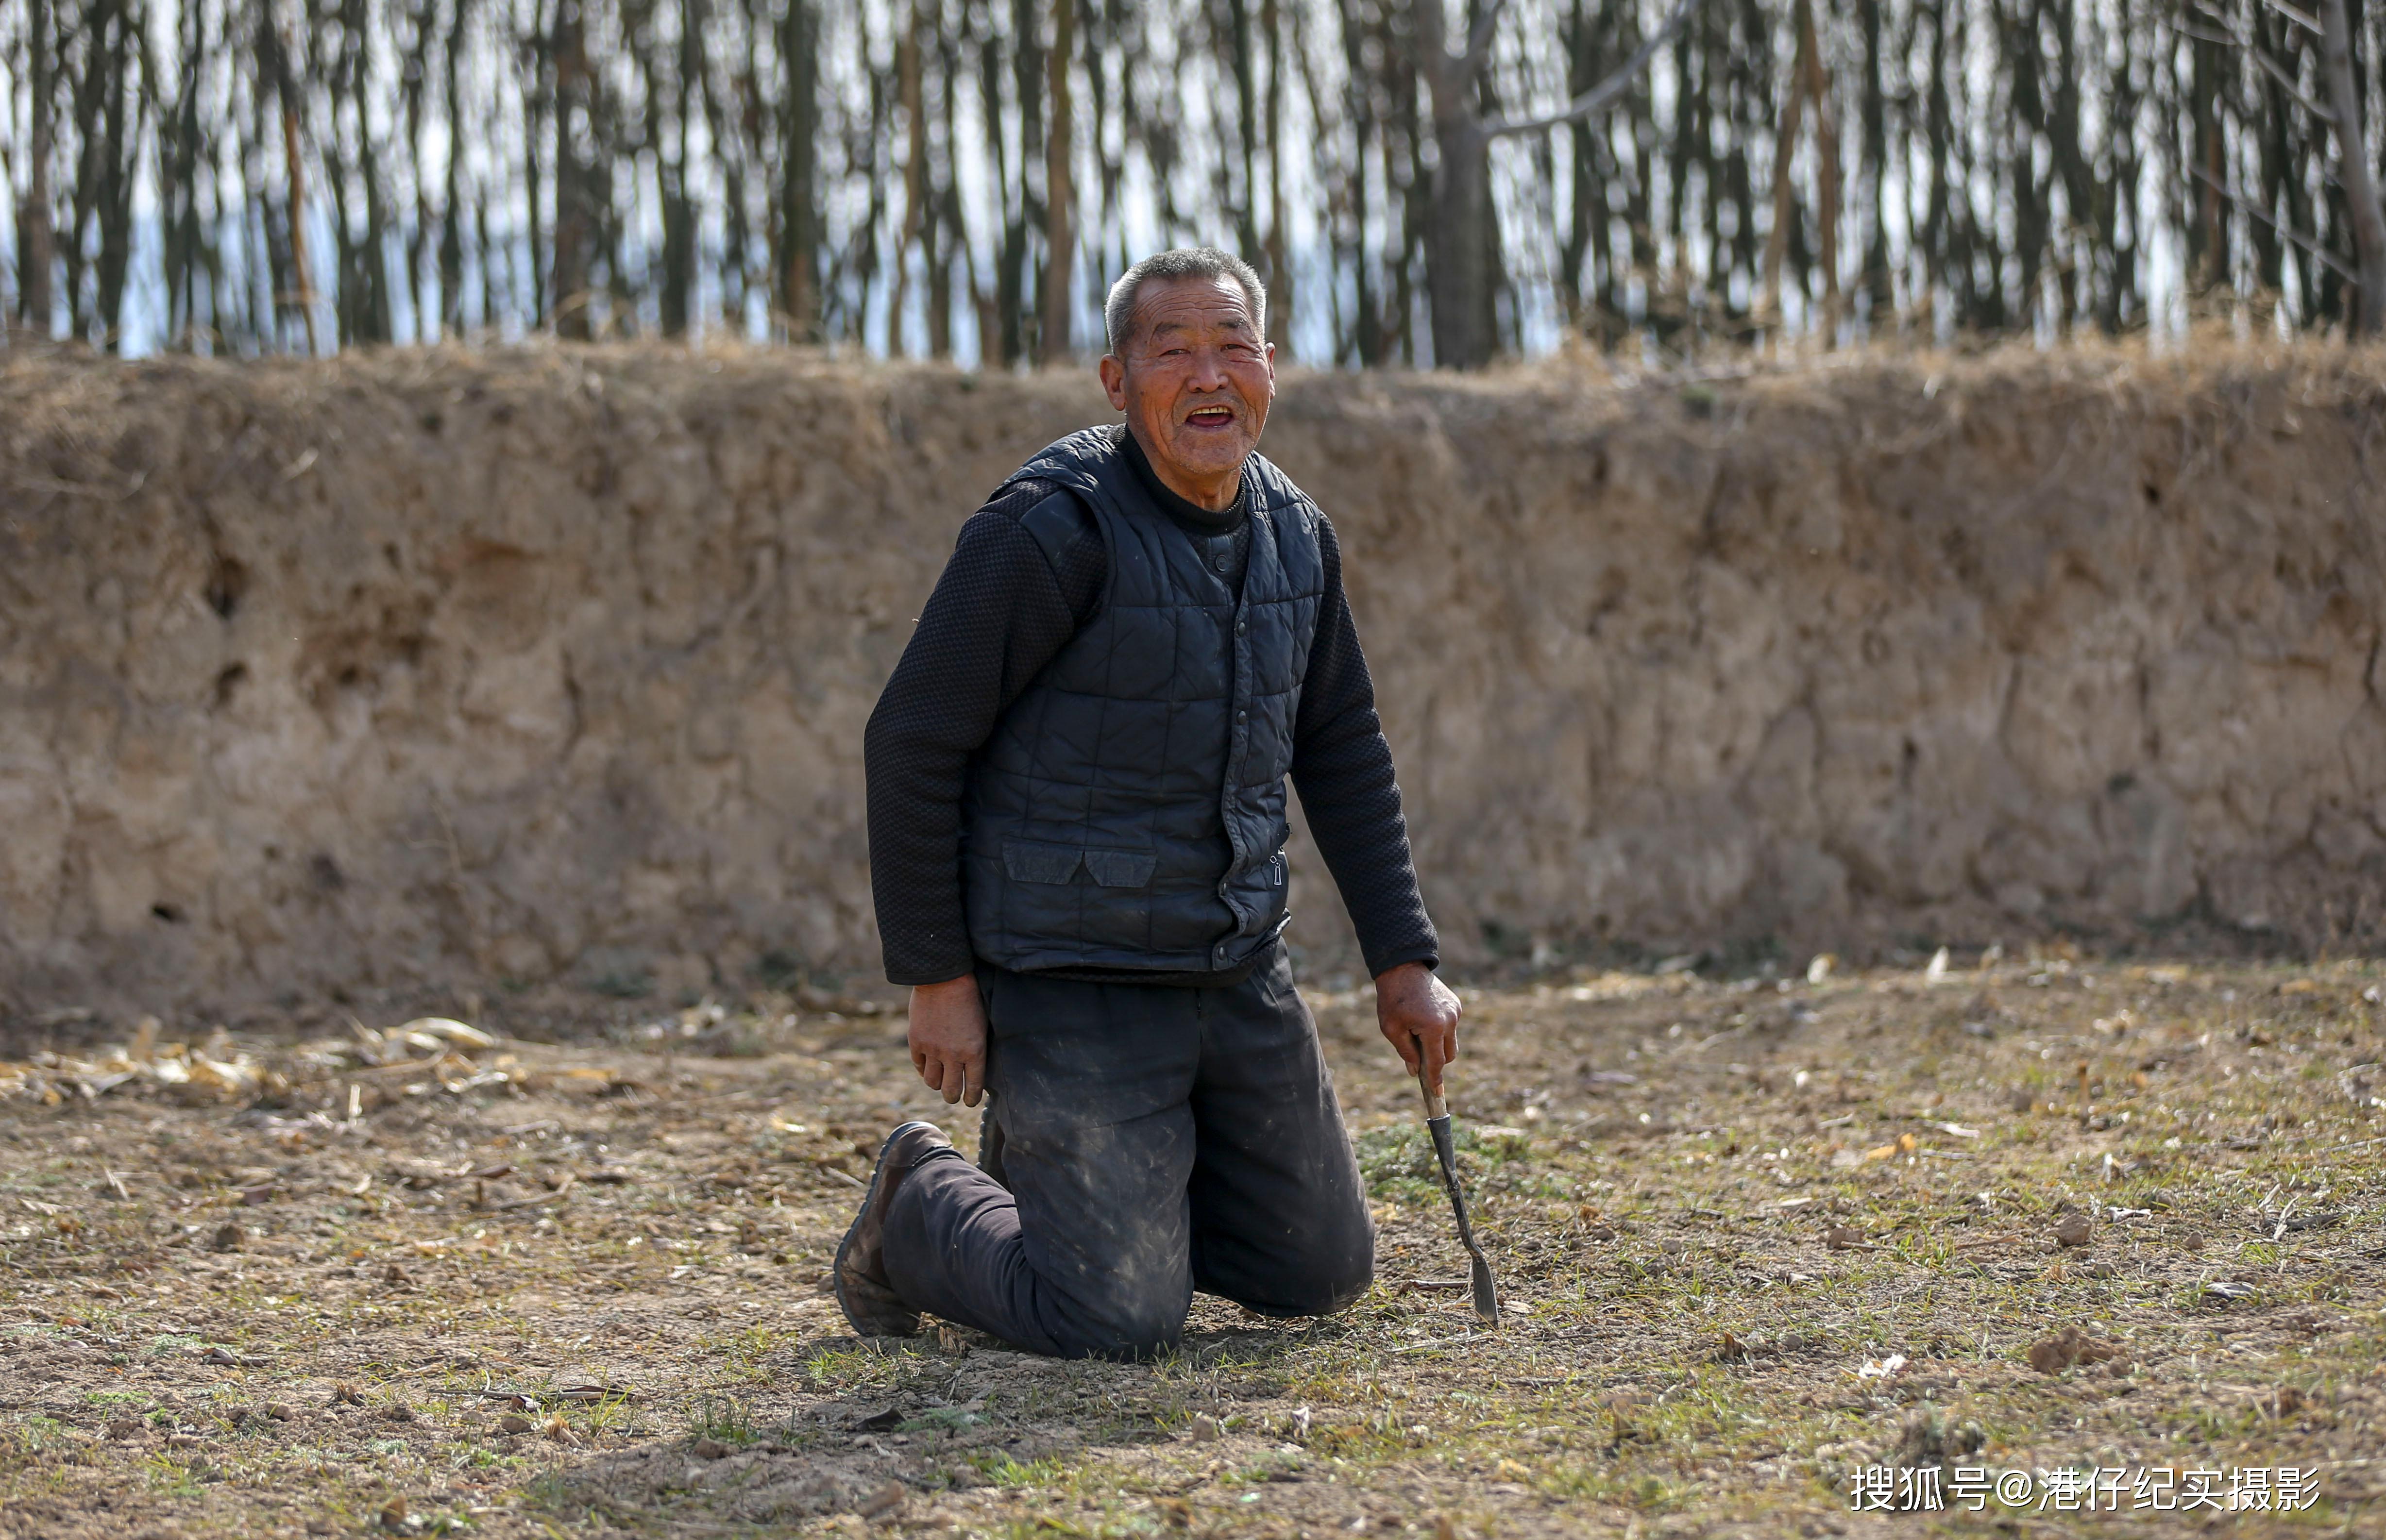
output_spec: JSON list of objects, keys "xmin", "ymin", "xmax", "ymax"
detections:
[{"xmin": 1185, "ymin": 350, "xmax": 1232, "ymax": 391}]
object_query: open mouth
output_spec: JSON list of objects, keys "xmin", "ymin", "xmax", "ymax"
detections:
[{"xmin": 1184, "ymin": 405, "xmax": 1236, "ymax": 428}]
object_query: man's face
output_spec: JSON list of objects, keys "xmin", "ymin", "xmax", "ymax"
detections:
[{"xmin": 1100, "ymin": 276, "xmax": 1276, "ymax": 492}]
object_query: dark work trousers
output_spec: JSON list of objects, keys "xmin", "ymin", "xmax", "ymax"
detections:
[{"xmin": 876, "ymin": 943, "xmax": 1376, "ymax": 1359}]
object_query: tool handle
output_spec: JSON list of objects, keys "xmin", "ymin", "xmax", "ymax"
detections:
[
  {"xmin": 1413, "ymin": 1044, "xmax": 1446, "ymax": 1119},
  {"xmin": 1425, "ymin": 1113, "xmax": 1483, "ymax": 1250}
]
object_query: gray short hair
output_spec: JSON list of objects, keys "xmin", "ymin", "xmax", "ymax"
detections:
[{"xmin": 1102, "ymin": 248, "xmax": 1268, "ymax": 355}]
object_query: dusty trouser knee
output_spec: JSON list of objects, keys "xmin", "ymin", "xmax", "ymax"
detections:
[
  {"xmin": 879, "ymin": 1150, "xmax": 1189, "ymax": 1359},
  {"xmin": 1182, "ymin": 949, "xmax": 1376, "ymax": 1320},
  {"xmin": 1217, "ymin": 1234, "xmax": 1373, "ymax": 1321},
  {"xmin": 875, "ymin": 946, "xmax": 1374, "ymax": 1359}
]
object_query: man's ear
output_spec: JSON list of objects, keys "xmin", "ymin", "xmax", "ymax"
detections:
[{"xmin": 1099, "ymin": 353, "xmax": 1129, "ymax": 411}]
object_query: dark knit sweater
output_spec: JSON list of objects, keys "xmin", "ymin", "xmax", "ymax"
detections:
[{"xmin": 864, "ymin": 431, "xmax": 1438, "ymax": 988}]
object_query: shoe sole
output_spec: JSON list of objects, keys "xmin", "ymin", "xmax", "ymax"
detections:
[{"xmin": 831, "ymin": 1121, "xmax": 944, "ymax": 1337}]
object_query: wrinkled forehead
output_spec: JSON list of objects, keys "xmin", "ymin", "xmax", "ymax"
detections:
[{"xmin": 1131, "ymin": 276, "xmax": 1259, "ymax": 343}]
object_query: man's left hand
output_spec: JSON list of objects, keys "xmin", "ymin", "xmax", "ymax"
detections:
[{"xmin": 1375, "ymin": 962, "xmax": 1462, "ymax": 1095}]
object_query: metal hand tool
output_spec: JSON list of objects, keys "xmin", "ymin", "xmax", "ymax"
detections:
[{"xmin": 1415, "ymin": 1058, "xmax": 1500, "ymax": 1326}]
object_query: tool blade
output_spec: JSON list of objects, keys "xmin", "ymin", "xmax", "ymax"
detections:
[
  {"xmin": 1423, "ymin": 1113, "xmax": 1501, "ymax": 1327},
  {"xmin": 1469, "ymin": 1252, "xmax": 1501, "ymax": 1324}
]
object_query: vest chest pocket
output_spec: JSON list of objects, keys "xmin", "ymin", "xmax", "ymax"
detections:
[
  {"xmin": 1002, "ymin": 840, "xmax": 1157, "ymax": 889},
  {"xmin": 1083, "ymin": 849, "xmax": 1159, "ymax": 888},
  {"xmin": 1001, "ymin": 840, "xmax": 1082, "ymax": 885}
]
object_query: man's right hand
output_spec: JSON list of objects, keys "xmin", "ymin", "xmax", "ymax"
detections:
[{"xmin": 907, "ymin": 976, "xmax": 988, "ymax": 1107}]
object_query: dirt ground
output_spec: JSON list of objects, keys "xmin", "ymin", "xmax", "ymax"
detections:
[{"xmin": 2, "ymin": 951, "xmax": 2383, "ymax": 1539}]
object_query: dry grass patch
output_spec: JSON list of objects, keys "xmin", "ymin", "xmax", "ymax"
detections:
[{"xmin": 2, "ymin": 954, "xmax": 2383, "ymax": 1537}]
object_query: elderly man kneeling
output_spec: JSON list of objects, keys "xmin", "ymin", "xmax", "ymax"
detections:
[{"xmin": 843, "ymin": 247, "xmax": 1461, "ymax": 1360}]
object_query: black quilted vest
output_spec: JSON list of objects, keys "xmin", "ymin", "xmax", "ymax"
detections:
[{"xmin": 961, "ymin": 426, "xmax": 1326, "ymax": 974}]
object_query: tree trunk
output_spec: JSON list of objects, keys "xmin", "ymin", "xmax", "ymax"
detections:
[
  {"xmin": 1335, "ymin": 0, "xmax": 1379, "ymax": 365},
  {"xmin": 1717, "ymin": 0, "xmax": 1748, "ymax": 318},
  {"xmin": 931, "ymin": 17, "xmax": 965, "ymax": 360},
  {"xmin": 401, "ymin": 0, "xmax": 433, "ymax": 342},
  {"xmin": 275, "ymin": 82, "xmax": 320, "ymax": 351},
  {"xmin": 781, "ymin": 0, "xmax": 821, "ymax": 342},
  {"xmin": 1425, "ymin": 117, "xmax": 1497, "ymax": 369},
  {"xmin": 522, "ymin": 0, "xmax": 546, "ymax": 327},
  {"xmin": 1800, "ymin": 0, "xmax": 1840, "ymax": 338},
  {"xmin": 1920, "ymin": 0, "xmax": 1950, "ymax": 321},
  {"xmin": 18, "ymin": 0, "xmax": 57, "ymax": 335},
  {"xmin": 2189, "ymin": 29, "xmax": 2226, "ymax": 294},
  {"xmin": 1858, "ymin": 0, "xmax": 1890, "ymax": 325},
  {"xmin": 350, "ymin": 0, "xmax": 394, "ymax": 345},
  {"xmin": 1264, "ymin": 0, "xmax": 1289, "ymax": 352},
  {"xmin": 1761, "ymin": 0, "xmax": 1811, "ymax": 324},
  {"xmin": 550, "ymin": 0, "xmax": 593, "ymax": 338},
  {"xmin": 1559, "ymin": 0, "xmax": 1597, "ymax": 331},
  {"xmin": 888, "ymin": 0, "xmax": 928, "ymax": 357},
  {"xmin": 700, "ymin": 0, "xmax": 747, "ymax": 329},
  {"xmin": 979, "ymin": 25, "xmax": 1015, "ymax": 365},
  {"xmin": 2319, "ymin": 0, "xmax": 2386, "ymax": 334},
  {"xmin": 660, "ymin": 0, "xmax": 701, "ymax": 337},
  {"xmin": 2047, "ymin": 0, "xmax": 2099, "ymax": 331},
  {"xmin": 93, "ymin": 0, "xmax": 142, "ymax": 350},
  {"xmin": 163, "ymin": 0, "xmax": 206, "ymax": 348},
  {"xmin": 439, "ymin": 0, "xmax": 469, "ymax": 335},
  {"xmin": 1039, "ymin": 0, "xmax": 1076, "ymax": 361},
  {"xmin": 477, "ymin": 201, "xmax": 497, "ymax": 337},
  {"xmin": 1414, "ymin": 0, "xmax": 1495, "ymax": 369},
  {"xmin": 1999, "ymin": 0, "xmax": 2048, "ymax": 329},
  {"xmin": 1228, "ymin": 0, "xmax": 1258, "ymax": 260},
  {"xmin": 849, "ymin": 58, "xmax": 892, "ymax": 348},
  {"xmin": 319, "ymin": 28, "xmax": 360, "ymax": 347},
  {"xmin": 60, "ymin": 0, "xmax": 111, "ymax": 342},
  {"xmin": 1395, "ymin": 33, "xmax": 1427, "ymax": 364},
  {"xmin": 2100, "ymin": 0, "xmax": 2139, "ymax": 331},
  {"xmin": 997, "ymin": 0, "xmax": 1041, "ymax": 366}
]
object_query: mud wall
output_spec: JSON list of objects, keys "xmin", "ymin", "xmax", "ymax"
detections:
[{"xmin": 2, "ymin": 345, "xmax": 2380, "ymax": 1015}]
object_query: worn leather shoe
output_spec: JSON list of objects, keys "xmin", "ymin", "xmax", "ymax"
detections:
[{"xmin": 832, "ymin": 1121, "xmax": 952, "ymax": 1337}]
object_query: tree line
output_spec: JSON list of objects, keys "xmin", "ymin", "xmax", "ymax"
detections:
[{"xmin": 3, "ymin": 0, "xmax": 2383, "ymax": 367}]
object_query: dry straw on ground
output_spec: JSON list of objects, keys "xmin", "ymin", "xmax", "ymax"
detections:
[{"xmin": 3, "ymin": 948, "xmax": 2383, "ymax": 1537}]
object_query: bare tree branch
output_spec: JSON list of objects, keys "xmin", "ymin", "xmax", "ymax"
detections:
[
  {"xmin": 2259, "ymin": 0, "xmax": 2323, "ymax": 35},
  {"xmin": 2317, "ymin": 0, "xmax": 2386, "ymax": 331},
  {"xmin": 2248, "ymin": 46, "xmax": 2335, "ymax": 119},
  {"xmin": 1411, "ymin": 0, "xmax": 1455, "ymax": 96},
  {"xmin": 1459, "ymin": 0, "xmax": 1508, "ymax": 82},
  {"xmin": 2181, "ymin": 7, "xmax": 2335, "ymax": 121},
  {"xmin": 1481, "ymin": 0, "xmax": 1702, "ymax": 138},
  {"xmin": 2190, "ymin": 163, "xmax": 2356, "ymax": 280}
]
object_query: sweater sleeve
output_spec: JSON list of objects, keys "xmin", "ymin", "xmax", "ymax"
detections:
[
  {"xmin": 864, "ymin": 484, "xmax": 1102, "ymax": 985},
  {"xmin": 1288, "ymin": 515, "xmax": 1441, "ymax": 977}
]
